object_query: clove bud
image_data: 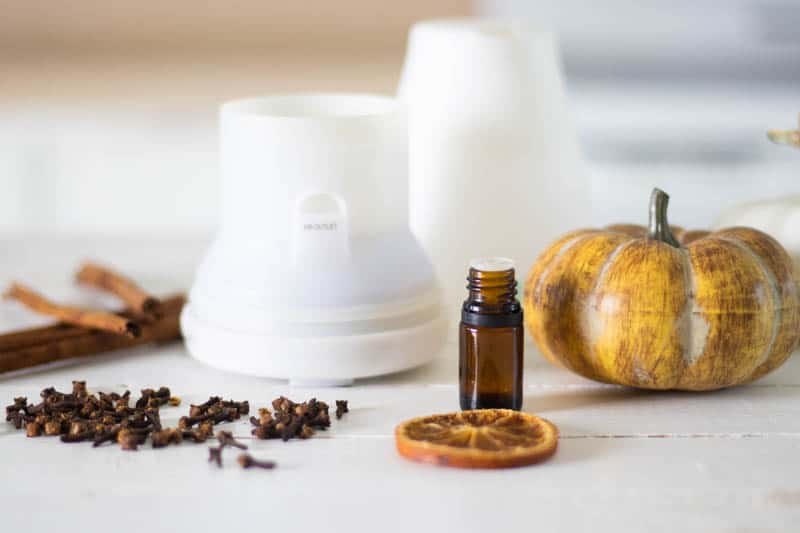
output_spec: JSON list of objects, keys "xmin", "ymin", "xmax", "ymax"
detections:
[
  {"xmin": 251, "ymin": 396, "xmax": 338, "ymax": 442},
  {"xmin": 217, "ymin": 430, "xmax": 248, "ymax": 450},
  {"xmin": 237, "ymin": 453, "xmax": 276, "ymax": 470},
  {"xmin": 208, "ymin": 446, "xmax": 223, "ymax": 468},
  {"xmin": 335, "ymin": 400, "xmax": 349, "ymax": 419},
  {"xmin": 151, "ymin": 428, "xmax": 182, "ymax": 448},
  {"xmin": 25, "ymin": 422, "xmax": 42, "ymax": 438}
]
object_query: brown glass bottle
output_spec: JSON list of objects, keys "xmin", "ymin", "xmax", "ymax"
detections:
[{"xmin": 459, "ymin": 258, "xmax": 523, "ymax": 411}]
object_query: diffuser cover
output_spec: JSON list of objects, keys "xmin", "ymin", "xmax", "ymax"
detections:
[{"xmin": 181, "ymin": 94, "xmax": 446, "ymax": 385}]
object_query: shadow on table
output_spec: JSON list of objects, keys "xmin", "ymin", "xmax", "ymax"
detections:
[
  {"xmin": 522, "ymin": 381, "xmax": 790, "ymax": 416},
  {"xmin": 523, "ymin": 386, "xmax": 639, "ymax": 414}
]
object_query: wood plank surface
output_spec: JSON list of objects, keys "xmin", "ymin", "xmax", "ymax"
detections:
[{"xmin": 1, "ymin": 236, "xmax": 799, "ymax": 532}]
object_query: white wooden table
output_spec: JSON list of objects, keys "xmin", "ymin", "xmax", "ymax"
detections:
[{"xmin": 2, "ymin": 235, "xmax": 799, "ymax": 532}]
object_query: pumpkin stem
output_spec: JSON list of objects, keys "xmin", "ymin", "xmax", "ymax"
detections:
[{"xmin": 648, "ymin": 188, "xmax": 681, "ymax": 247}]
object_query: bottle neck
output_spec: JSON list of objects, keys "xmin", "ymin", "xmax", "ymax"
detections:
[{"xmin": 461, "ymin": 264, "xmax": 522, "ymax": 327}]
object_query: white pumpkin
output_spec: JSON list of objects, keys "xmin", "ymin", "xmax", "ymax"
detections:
[
  {"xmin": 717, "ymin": 119, "xmax": 800, "ymax": 267},
  {"xmin": 716, "ymin": 197, "xmax": 800, "ymax": 268}
]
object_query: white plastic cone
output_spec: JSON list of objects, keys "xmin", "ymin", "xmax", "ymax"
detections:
[{"xmin": 398, "ymin": 18, "xmax": 591, "ymax": 314}]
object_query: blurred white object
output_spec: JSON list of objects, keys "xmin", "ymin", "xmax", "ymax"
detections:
[
  {"xmin": 481, "ymin": 0, "xmax": 800, "ymax": 83},
  {"xmin": 181, "ymin": 94, "xmax": 445, "ymax": 385},
  {"xmin": 714, "ymin": 121, "xmax": 800, "ymax": 267},
  {"xmin": 481, "ymin": 2, "xmax": 800, "ymax": 232},
  {"xmin": 398, "ymin": 18, "xmax": 590, "ymax": 312},
  {"xmin": 716, "ymin": 196, "xmax": 800, "ymax": 266}
]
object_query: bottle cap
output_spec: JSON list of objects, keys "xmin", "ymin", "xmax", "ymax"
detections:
[{"xmin": 468, "ymin": 257, "xmax": 515, "ymax": 272}]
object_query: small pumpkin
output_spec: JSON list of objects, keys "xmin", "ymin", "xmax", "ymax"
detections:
[{"xmin": 524, "ymin": 188, "xmax": 800, "ymax": 391}]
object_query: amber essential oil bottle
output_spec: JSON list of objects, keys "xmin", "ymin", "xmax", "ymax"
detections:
[{"xmin": 459, "ymin": 258, "xmax": 523, "ymax": 411}]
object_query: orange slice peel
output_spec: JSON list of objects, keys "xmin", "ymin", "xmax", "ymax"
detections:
[{"xmin": 395, "ymin": 409, "xmax": 558, "ymax": 469}]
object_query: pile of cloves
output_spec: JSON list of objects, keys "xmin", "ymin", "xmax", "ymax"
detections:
[
  {"xmin": 5, "ymin": 381, "xmax": 177, "ymax": 450},
  {"xmin": 146, "ymin": 397, "xmax": 249, "ymax": 449},
  {"xmin": 6, "ymin": 385, "xmax": 349, "ymax": 470},
  {"xmin": 250, "ymin": 396, "xmax": 346, "ymax": 441},
  {"xmin": 180, "ymin": 396, "xmax": 249, "ymax": 430},
  {"xmin": 4, "ymin": 382, "xmax": 247, "ymax": 452}
]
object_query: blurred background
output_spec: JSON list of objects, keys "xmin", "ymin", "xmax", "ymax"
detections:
[{"xmin": 1, "ymin": 0, "xmax": 798, "ymax": 235}]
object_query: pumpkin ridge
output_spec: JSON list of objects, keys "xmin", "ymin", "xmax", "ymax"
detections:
[
  {"xmin": 711, "ymin": 227, "xmax": 800, "ymax": 381},
  {"xmin": 524, "ymin": 231, "xmax": 600, "ymax": 372},
  {"xmin": 530, "ymin": 232, "xmax": 596, "ymax": 305},
  {"xmin": 586, "ymin": 238, "xmax": 690, "ymax": 388},
  {"xmin": 527, "ymin": 232, "xmax": 629, "ymax": 381},
  {"xmin": 582, "ymin": 238, "xmax": 636, "ymax": 381},
  {"xmin": 683, "ymin": 236, "xmax": 776, "ymax": 388},
  {"xmin": 677, "ymin": 246, "xmax": 706, "ymax": 372},
  {"xmin": 713, "ymin": 235, "xmax": 781, "ymax": 369}
]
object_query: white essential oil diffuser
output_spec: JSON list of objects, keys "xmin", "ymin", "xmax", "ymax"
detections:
[
  {"xmin": 181, "ymin": 94, "xmax": 446, "ymax": 385},
  {"xmin": 398, "ymin": 18, "xmax": 591, "ymax": 315}
]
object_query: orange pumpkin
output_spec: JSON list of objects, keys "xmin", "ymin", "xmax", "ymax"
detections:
[{"xmin": 523, "ymin": 189, "xmax": 800, "ymax": 391}]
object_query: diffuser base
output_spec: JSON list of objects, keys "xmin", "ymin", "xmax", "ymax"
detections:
[{"xmin": 180, "ymin": 303, "xmax": 447, "ymax": 384}]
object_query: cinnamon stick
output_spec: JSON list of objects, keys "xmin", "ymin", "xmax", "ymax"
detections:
[
  {"xmin": 0, "ymin": 295, "xmax": 185, "ymax": 374},
  {"xmin": 0, "ymin": 295, "xmax": 177, "ymax": 352},
  {"xmin": 4, "ymin": 282, "xmax": 141, "ymax": 338},
  {"xmin": 0, "ymin": 324, "xmax": 88, "ymax": 353},
  {"xmin": 76, "ymin": 261, "xmax": 163, "ymax": 318}
]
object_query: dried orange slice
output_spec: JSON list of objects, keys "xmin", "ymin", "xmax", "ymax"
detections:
[{"xmin": 395, "ymin": 409, "xmax": 558, "ymax": 469}]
